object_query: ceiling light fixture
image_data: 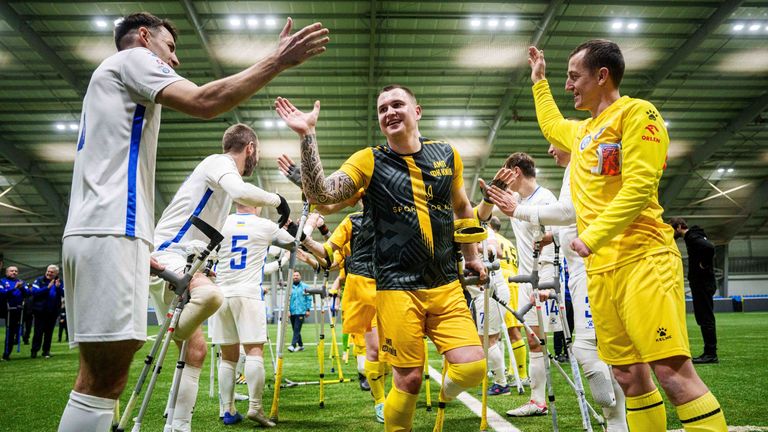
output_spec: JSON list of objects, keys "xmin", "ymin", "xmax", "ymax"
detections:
[
  {"xmin": 451, "ymin": 119, "xmax": 461, "ymax": 128},
  {"xmin": 55, "ymin": 123, "xmax": 66, "ymax": 131},
  {"xmin": 263, "ymin": 120, "xmax": 274, "ymax": 128},
  {"xmin": 247, "ymin": 17, "xmax": 259, "ymax": 28},
  {"xmin": 749, "ymin": 23, "xmax": 761, "ymax": 32},
  {"xmin": 733, "ymin": 23, "xmax": 745, "ymax": 31},
  {"xmin": 463, "ymin": 119, "xmax": 474, "ymax": 127},
  {"xmin": 68, "ymin": 123, "xmax": 79, "ymax": 131},
  {"xmin": 727, "ymin": 168, "xmax": 734, "ymax": 173},
  {"xmin": 470, "ymin": 18, "xmax": 481, "ymax": 28},
  {"xmin": 504, "ymin": 19, "xmax": 515, "ymax": 28},
  {"xmin": 229, "ymin": 17, "xmax": 242, "ymax": 28},
  {"xmin": 611, "ymin": 20, "xmax": 623, "ymax": 30},
  {"xmin": 265, "ymin": 17, "xmax": 277, "ymax": 27},
  {"xmin": 717, "ymin": 168, "xmax": 725, "ymax": 173},
  {"xmin": 488, "ymin": 19, "xmax": 499, "ymax": 28},
  {"xmin": 95, "ymin": 19, "xmax": 108, "ymax": 29},
  {"xmin": 438, "ymin": 119, "xmax": 448, "ymax": 127},
  {"xmin": 627, "ymin": 21, "xmax": 639, "ymax": 30},
  {"xmin": 277, "ymin": 120, "xmax": 286, "ymax": 128}
]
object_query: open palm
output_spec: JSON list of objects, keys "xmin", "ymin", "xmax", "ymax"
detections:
[{"xmin": 275, "ymin": 97, "xmax": 320, "ymax": 135}]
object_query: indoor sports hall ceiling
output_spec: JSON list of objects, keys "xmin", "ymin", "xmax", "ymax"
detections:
[{"xmin": 1, "ymin": 0, "xmax": 767, "ymax": 272}]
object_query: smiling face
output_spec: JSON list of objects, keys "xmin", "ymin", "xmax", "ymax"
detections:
[
  {"xmin": 548, "ymin": 144, "xmax": 571, "ymax": 168},
  {"xmin": 376, "ymin": 88, "xmax": 422, "ymax": 141},
  {"xmin": 565, "ymin": 49, "xmax": 602, "ymax": 112},
  {"xmin": 142, "ymin": 25, "xmax": 179, "ymax": 68},
  {"xmin": 5, "ymin": 266, "xmax": 18, "ymax": 278}
]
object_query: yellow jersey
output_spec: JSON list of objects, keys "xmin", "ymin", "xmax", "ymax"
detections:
[{"xmin": 532, "ymin": 79, "xmax": 679, "ymax": 274}]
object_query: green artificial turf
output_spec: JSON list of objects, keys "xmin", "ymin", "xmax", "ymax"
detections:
[{"xmin": 1, "ymin": 312, "xmax": 766, "ymax": 431}]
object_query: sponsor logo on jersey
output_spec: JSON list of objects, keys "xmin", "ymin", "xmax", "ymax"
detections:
[
  {"xmin": 646, "ymin": 109, "xmax": 658, "ymax": 121},
  {"xmin": 655, "ymin": 327, "xmax": 672, "ymax": 342},
  {"xmin": 381, "ymin": 338, "xmax": 397, "ymax": 356},
  {"xmin": 645, "ymin": 124, "xmax": 659, "ymax": 135}
]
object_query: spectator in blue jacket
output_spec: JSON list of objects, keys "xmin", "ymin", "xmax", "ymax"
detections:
[
  {"xmin": 30, "ymin": 265, "xmax": 64, "ymax": 359},
  {"xmin": 1, "ymin": 266, "xmax": 27, "ymax": 361},
  {"xmin": 288, "ymin": 271, "xmax": 313, "ymax": 352}
]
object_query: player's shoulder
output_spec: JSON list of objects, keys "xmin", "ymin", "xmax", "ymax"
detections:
[{"xmin": 623, "ymin": 96, "xmax": 659, "ymax": 117}]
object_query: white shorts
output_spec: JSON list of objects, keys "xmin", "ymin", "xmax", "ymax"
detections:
[
  {"xmin": 519, "ymin": 263, "xmax": 563, "ymax": 333},
  {"xmin": 63, "ymin": 235, "xmax": 150, "ymax": 347},
  {"xmin": 148, "ymin": 251, "xmax": 187, "ymax": 324},
  {"xmin": 568, "ymin": 272, "xmax": 596, "ymax": 340},
  {"xmin": 471, "ymin": 271, "xmax": 510, "ymax": 335},
  {"xmin": 210, "ymin": 296, "xmax": 268, "ymax": 345}
]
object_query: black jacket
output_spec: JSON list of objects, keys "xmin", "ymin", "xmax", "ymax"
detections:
[{"xmin": 683, "ymin": 226, "xmax": 716, "ymax": 287}]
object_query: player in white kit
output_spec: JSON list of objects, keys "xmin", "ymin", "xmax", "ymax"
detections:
[
  {"xmin": 488, "ymin": 145, "xmax": 628, "ymax": 430},
  {"xmin": 150, "ymin": 124, "xmax": 289, "ymax": 431},
  {"xmin": 58, "ymin": 12, "xmax": 328, "ymax": 432},
  {"xmin": 477, "ymin": 152, "xmax": 560, "ymax": 417},
  {"xmin": 210, "ymin": 203, "xmax": 299, "ymax": 427}
]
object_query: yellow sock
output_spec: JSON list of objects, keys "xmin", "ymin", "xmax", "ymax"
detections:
[
  {"xmin": 676, "ymin": 391, "xmax": 727, "ymax": 432},
  {"xmin": 365, "ymin": 360, "xmax": 387, "ymax": 404},
  {"xmin": 626, "ymin": 388, "xmax": 666, "ymax": 432},
  {"xmin": 512, "ymin": 339, "xmax": 528, "ymax": 380},
  {"xmin": 384, "ymin": 386, "xmax": 418, "ymax": 432}
]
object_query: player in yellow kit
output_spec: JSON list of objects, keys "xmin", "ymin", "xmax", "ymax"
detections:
[
  {"xmin": 276, "ymin": 84, "xmax": 487, "ymax": 432},
  {"xmin": 519, "ymin": 40, "xmax": 726, "ymax": 431}
]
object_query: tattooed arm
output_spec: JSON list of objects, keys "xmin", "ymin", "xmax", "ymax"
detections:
[{"xmin": 275, "ymin": 97, "xmax": 360, "ymax": 204}]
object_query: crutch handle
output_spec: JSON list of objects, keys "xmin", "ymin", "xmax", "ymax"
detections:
[
  {"xmin": 509, "ymin": 274, "xmax": 531, "ymax": 283},
  {"xmin": 189, "ymin": 215, "xmax": 224, "ymax": 246},
  {"xmin": 150, "ymin": 268, "xmax": 191, "ymax": 293}
]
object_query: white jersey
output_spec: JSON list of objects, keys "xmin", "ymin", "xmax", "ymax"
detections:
[
  {"xmin": 556, "ymin": 165, "xmax": 585, "ymax": 279},
  {"xmin": 154, "ymin": 154, "xmax": 240, "ymax": 253},
  {"xmin": 511, "ymin": 185, "xmax": 557, "ymax": 275},
  {"xmin": 215, "ymin": 213, "xmax": 294, "ymax": 299},
  {"xmin": 64, "ymin": 48, "xmax": 184, "ymax": 243}
]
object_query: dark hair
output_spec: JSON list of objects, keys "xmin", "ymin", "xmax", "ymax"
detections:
[
  {"xmin": 503, "ymin": 152, "xmax": 536, "ymax": 178},
  {"xmin": 222, "ymin": 124, "xmax": 258, "ymax": 153},
  {"xmin": 668, "ymin": 217, "xmax": 688, "ymax": 230},
  {"xmin": 489, "ymin": 216, "xmax": 502, "ymax": 232},
  {"xmin": 379, "ymin": 84, "xmax": 417, "ymax": 103},
  {"xmin": 569, "ymin": 39, "xmax": 625, "ymax": 87},
  {"xmin": 114, "ymin": 12, "xmax": 178, "ymax": 51}
]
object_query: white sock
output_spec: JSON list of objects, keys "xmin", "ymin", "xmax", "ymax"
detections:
[
  {"xmin": 218, "ymin": 360, "xmax": 237, "ymax": 415},
  {"xmin": 529, "ymin": 351, "xmax": 546, "ymax": 405},
  {"xmin": 172, "ymin": 365, "xmax": 201, "ymax": 431},
  {"xmin": 57, "ymin": 390, "xmax": 115, "ymax": 432},
  {"xmin": 487, "ymin": 343, "xmax": 507, "ymax": 386},
  {"xmin": 605, "ymin": 372, "xmax": 628, "ymax": 431},
  {"xmin": 236, "ymin": 351, "xmax": 246, "ymax": 376},
  {"xmin": 245, "ymin": 356, "xmax": 265, "ymax": 413},
  {"xmin": 356, "ymin": 354, "xmax": 366, "ymax": 375}
]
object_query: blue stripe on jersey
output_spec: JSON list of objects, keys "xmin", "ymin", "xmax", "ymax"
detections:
[
  {"xmin": 125, "ymin": 104, "xmax": 146, "ymax": 237},
  {"xmin": 76, "ymin": 112, "xmax": 86, "ymax": 151},
  {"xmin": 157, "ymin": 188, "xmax": 214, "ymax": 251}
]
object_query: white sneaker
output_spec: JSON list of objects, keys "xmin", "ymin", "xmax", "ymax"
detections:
[
  {"xmin": 506, "ymin": 400, "xmax": 548, "ymax": 417},
  {"xmin": 287, "ymin": 346, "xmax": 296, "ymax": 352},
  {"xmin": 247, "ymin": 409, "xmax": 276, "ymax": 428}
]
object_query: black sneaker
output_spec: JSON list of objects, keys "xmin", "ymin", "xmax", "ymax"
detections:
[
  {"xmin": 692, "ymin": 354, "xmax": 718, "ymax": 364},
  {"xmin": 31, "ymin": 352, "xmax": 37, "ymax": 359},
  {"xmin": 358, "ymin": 373, "xmax": 371, "ymax": 391},
  {"xmin": 555, "ymin": 354, "xmax": 569, "ymax": 363}
]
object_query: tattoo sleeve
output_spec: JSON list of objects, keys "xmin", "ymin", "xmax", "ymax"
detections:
[{"xmin": 300, "ymin": 134, "xmax": 358, "ymax": 204}]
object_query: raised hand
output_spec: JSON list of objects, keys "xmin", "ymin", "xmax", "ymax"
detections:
[
  {"xmin": 528, "ymin": 46, "xmax": 546, "ymax": 83},
  {"xmin": 486, "ymin": 187, "xmax": 521, "ymax": 218},
  {"xmin": 275, "ymin": 97, "xmax": 320, "ymax": 136},
  {"xmin": 274, "ymin": 18, "xmax": 330, "ymax": 70},
  {"xmin": 277, "ymin": 154, "xmax": 302, "ymax": 187}
]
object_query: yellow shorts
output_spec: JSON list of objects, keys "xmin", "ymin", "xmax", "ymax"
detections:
[
  {"xmin": 349, "ymin": 333, "xmax": 367, "ymax": 356},
  {"xmin": 589, "ymin": 252, "xmax": 690, "ymax": 365},
  {"xmin": 503, "ymin": 282, "xmax": 522, "ymax": 328},
  {"xmin": 376, "ymin": 280, "xmax": 481, "ymax": 368},
  {"xmin": 341, "ymin": 273, "xmax": 377, "ymax": 335}
]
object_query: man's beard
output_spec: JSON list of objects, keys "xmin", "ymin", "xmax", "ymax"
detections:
[{"xmin": 243, "ymin": 153, "xmax": 258, "ymax": 177}]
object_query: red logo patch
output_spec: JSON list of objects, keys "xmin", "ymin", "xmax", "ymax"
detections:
[{"xmin": 645, "ymin": 124, "xmax": 659, "ymax": 135}]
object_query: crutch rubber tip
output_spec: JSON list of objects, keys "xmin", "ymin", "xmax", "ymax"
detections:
[
  {"xmin": 319, "ymin": 402, "xmax": 325, "ymax": 408},
  {"xmin": 426, "ymin": 406, "xmax": 432, "ymax": 412}
]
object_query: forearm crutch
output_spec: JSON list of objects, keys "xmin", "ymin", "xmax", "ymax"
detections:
[
  {"xmin": 269, "ymin": 201, "xmax": 311, "ymax": 422},
  {"xmin": 423, "ymin": 336, "xmax": 432, "ymax": 412},
  {"xmin": 116, "ymin": 216, "xmax": 223, "ymax": 432},
  {"xmin": 327, "ymin": 292, "xmax": 345, "ymax": 380},
  {"xmin": 549, "ymin": 242, "xmax": 604, "ymax": 431},
  {"xmin": 496, "ymin": 297, "xmax": 524, "ymax": 395}
]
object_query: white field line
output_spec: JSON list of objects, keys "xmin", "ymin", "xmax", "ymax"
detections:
[{"xmin": 428, "ymin": 365, "xmax": 522, "ymax": 432}]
